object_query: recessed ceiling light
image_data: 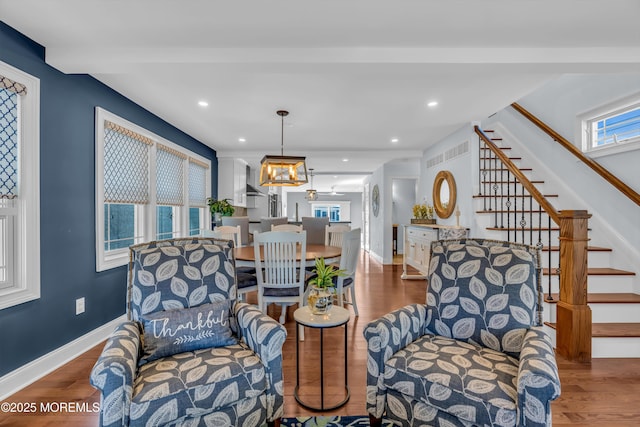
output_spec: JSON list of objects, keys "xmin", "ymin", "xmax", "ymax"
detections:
[
  {"xmin": 427, "ymin": 101, "xmax": 438, "ymax": 107},
  {"xmin": 238, "ymin": 138, "xmax": 246, "ymax": 143},
  {"xmin": 333, "ymin": 175, "xmax": 338, "ymax": 179},
  {"xmin": 391, "ymin": 138, "xmax": 399, "ymax": 143},
  {"xmin": 198, "ymin": 100, "xmax": 209, "ymax": 107},
  {"xmin": 342, "ymin": 158, "xmax": 349, "ymax": 162}
]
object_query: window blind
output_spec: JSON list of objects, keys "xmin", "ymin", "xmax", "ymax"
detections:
[
  {"xmin": 103, "ymin": 120, "xmax": 151, "ymax": 204},
  {"xmin": 0, "ymin": 87, "xmax": 19, "ymax": 199},
  {"xmin": 188, "ymin": 157, "xmax": 208, "ymax": 208},
  {"xmin": 0, "ymin": 74, "xmax": 27, "ymax": 96},
  {"xmin": 156, "ymin": 144, "xmax": 186, "ymax": 206}
]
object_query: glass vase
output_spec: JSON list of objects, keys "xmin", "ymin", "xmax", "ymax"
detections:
[{"xmin": 307, "ymin": 286, "xmax": 333, "ymax": 314}]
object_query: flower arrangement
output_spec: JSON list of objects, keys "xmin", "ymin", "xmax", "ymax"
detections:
[{"xmin": 412, "ymin": 203, "xmax": 434, "ymax": 220}]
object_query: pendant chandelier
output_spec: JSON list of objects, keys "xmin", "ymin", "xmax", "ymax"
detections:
[
  {"xmin": 259, "ymin": 110, "xmax": 308, "ymax": 186},
  {"xmin": 305, "ymin": 168, "xmax": 318, "ymax": 201}
]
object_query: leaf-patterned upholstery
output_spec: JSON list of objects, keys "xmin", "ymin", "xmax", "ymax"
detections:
[
  {"xmin": 364, "ymin": 239, "xmax": 560, "ymax": 427},
  {"xmin": 90, "ymin": 238, "xmax": 287, "ymax": 427}
]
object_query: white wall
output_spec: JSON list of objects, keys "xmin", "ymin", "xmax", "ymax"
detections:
[
  {"xmin": 366, "ymin": 159, "xmax": 420, "ymax": 264},
  {"xmin": 482, "ymin": 74, "xmax": 640, "ymax": 267},
  {"xmin": 419, "ymin": 125, "xmax": 477, "ymax": 236}
]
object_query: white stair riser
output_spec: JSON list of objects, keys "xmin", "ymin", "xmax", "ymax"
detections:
[
  {"xmin": 544, "ymin": 302, "xmax": 640, "ymax": 323},
  {"xmin": 592, "ymin": 338, "xmax": 640, "ymax": 358},
  {"xmin": 545, "ymin": 251, "xmax": 611, "ymax": 267},
  {"xmin": 543, "ymin": 325, "xmax": 640, "ymax": 358},
  {"xmin": 540, "ymin": 274, "xmax": 635, "ymax": 294}
]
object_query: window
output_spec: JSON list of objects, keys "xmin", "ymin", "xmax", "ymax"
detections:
[
  {"xmin": 310, "ymin": 201, "xmax": 351, "ymax": 223},
  {"xmin": 95, "ymin": 108, "xmax": 211, "ymax": 271},
  {"xmin": 0, "ymin": 63, "xmax": 40, "ymax": 310},
  {"xmin": 579, "ymin": 95, "xmax": 640, "ymax": 157}
]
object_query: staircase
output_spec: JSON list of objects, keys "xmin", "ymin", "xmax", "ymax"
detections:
[{"xmin": 473, "ymin": 128, "xmax": 639, "ymax": 358}]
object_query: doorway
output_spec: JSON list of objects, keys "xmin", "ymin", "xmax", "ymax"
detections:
[{"xmin": 391, "ymin": 178, "xmax": 417, "ymax": 264}]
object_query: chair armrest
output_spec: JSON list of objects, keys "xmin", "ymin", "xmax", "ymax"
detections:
[
  {"xmin": 362, "ymin": 303, "xmax": 427, "ymax": 418},
  {"xmin": 235, "ymin": 302, "xmax": 287, "ymax": 422},
  {"xmin": 517, "ymin": 326, "xmax": 561, "ymax": 427},
  {"xmin": 90, "ymin": 321, "xmax": 141, "ymax": 427}
]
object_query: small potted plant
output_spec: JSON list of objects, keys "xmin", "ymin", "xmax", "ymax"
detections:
[
  {"xmin": 307, "ymin": 257, "xmax": 346, "ymax": 314},
  {"xmin": 207, "ymin": 197, "xmax": 235, "ymax": 221},
  {"xmin": 411, "ymin": 203, "xmax": 435, "ymax": 224}
]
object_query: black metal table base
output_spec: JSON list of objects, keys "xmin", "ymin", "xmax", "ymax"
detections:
[{"xmin": 295, "ymin": 320, "xmax": 350, "ymax": 411}]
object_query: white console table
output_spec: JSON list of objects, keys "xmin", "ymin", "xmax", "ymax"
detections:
[{"xmin": 401, "ymin": 224, "xmax": 469, "ymax": 280}]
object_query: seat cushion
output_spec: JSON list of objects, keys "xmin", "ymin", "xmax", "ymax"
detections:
[
  {"xmin": 384, "ymin": 334, "xmax": 519, "ymax": 427},
  {"xmin": 237, "ymin": 272, "xmax": 258, "ymax": 289},
  {"xmin": 130, "ymin": 343, "xmax": 266, "ymax": 427}
]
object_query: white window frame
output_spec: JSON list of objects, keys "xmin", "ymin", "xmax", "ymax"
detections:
[
  {"xmin": 577, "ymin": 93, "xmax": 640, "ymax": 159},
  {"xmin": 95, "ymin": 108, "xmax": 211, "ymax": 271},
  {"xmin": 0, "ymin": 61, "xmax": 40, "ymax": 310},
  {"xmin": 310, "ymin": 201, "xmax": 351, "ymax": 222}
]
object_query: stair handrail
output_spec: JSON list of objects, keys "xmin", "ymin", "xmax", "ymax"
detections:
[
  {"xmin": 474, "ymin": 126, "xmax": 560, "ymax": 224},
  {"xmin": 511, "ymin": 102, "xmax": 640, "ymax": 207}
]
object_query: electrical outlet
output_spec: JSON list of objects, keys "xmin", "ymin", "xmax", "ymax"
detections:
[{"xmin": 76, "ymin": 297, "xmax": 85, "ymax": 315}]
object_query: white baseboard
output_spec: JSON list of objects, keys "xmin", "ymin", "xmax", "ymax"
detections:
[{"xmin": 0, "ymin": 314, "xmax": 126, "ymax": 401}]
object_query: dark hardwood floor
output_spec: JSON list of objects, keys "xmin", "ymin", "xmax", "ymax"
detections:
[{"xmin": 2, "ymin": 252, "xmax": 640, "ymax": 426}]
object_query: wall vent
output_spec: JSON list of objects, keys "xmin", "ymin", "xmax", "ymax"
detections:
[
  {"xmin": 426, "ymin": 153, "xmax": 443, "ymax": 168},
  {"xmin": 444, "ymin": 141, "xmax": 469, "ymax": 161},
  {"xmin": 427, "ymin": 141, "xmax": 469, "ymax": 169}
]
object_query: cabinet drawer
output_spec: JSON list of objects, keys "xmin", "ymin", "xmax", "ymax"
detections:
[{"xmin": 407, "ymin": 227, "xmax": 435, "ymax": 240}]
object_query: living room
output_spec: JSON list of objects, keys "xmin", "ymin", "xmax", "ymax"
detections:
[{"xmin": 1, "ymin": 1, "xmax": 640, "ymax": 426}]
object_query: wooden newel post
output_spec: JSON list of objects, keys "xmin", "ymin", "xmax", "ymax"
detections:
[{"xmin": 556, "ymin": 210, "xmax": 592, "ymax": 362}]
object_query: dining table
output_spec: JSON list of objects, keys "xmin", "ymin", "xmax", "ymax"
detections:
[{"xmin": 233, "ymin": 243, "xmax": 341, "ymax": 268}]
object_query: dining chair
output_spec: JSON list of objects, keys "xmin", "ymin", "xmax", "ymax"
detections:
[
  {"xmin": 221, "ymin": 215, "xmax": 250, "ymax": 245},
  {"xmin": 325, "ymin": 223, "xmax": 351, "ymax": 247},
  {"xmin": 301, "ymin": 216, "xmax": 329, "ymax": 244},
  {"xmin": 211, "ymin": 225, "xmax": 258, "ymax": 301},
  {"xmin": 271, "ymin": 223, "xmax": 303, "ymax": 232},
  {"xmin": 260, "ymin": 217, "xmax": 288, "ymax": 232},
  {"xmin": 212, "ymin": 225, "xmax": 242, "ymax": 246},
  {"xmin": 335, "ymin": 228, "xmax": 361, "ymax": 315},
  {"xmin": 254, "ymin": 230, "xmax": 307, "ymax": 340}
]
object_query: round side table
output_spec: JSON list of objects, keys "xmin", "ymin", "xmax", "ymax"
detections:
[{"xmin": 293, "ymin": 305, "xmax": 350, "ymax": 411}]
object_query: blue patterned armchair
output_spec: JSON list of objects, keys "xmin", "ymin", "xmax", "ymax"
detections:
[
  {"xmin": 90, "ymin": 238, "xmax": 287, "ymax": 427},
  {"xmin": 364, "ymin": 239, "xmax": 560, "ymax": 427}
]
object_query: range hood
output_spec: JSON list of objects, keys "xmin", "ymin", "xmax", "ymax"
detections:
[
  {"xmin": 246, "ymin": 183, "xmax": 265, "ymax": 197},
  {"xmin": 246, "ymin": 165, "xmax": 266, "ymax": 197}
]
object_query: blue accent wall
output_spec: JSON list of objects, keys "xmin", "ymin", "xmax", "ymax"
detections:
[{"xmin": 0, "ymin": 22, "xmax": 218, "ymax": 376}]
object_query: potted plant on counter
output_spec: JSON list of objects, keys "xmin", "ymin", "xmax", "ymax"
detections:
[
  {"xmin": 307, "ymin": 257, "xmax": 346, "ymax": 314},
  {"xmin": 207, "ymin": 197, "xmax": 235, "ymax": 222}
]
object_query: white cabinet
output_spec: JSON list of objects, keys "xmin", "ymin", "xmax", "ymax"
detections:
[
  {"xmin": 218, "ymin": 158, "xmax": 247, "ymax": 207},
  {"xmin": 401, "ymin": 224, "xmax": 469, "ymax": 280},
  {"xmin": 401, "ymin": 225, "xmax": 437, "ymax": 280}
]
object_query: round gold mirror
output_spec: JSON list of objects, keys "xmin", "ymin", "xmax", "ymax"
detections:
[{"xmin": 432, "ymin": 170, "xmax": 456, "ymax": 218}]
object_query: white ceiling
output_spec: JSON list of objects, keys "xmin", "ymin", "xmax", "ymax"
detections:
[{"xmin": 2, "ymin": 0, "xmax": 640, "ymax": 192}]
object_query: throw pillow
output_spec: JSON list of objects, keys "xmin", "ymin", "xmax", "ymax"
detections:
[{"xmin": 140, "ymin": 300, "xmax": 237, "ymax": 365}]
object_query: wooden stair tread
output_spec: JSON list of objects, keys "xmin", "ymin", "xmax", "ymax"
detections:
[
  {"xmin": 476, "ymin": 209, "xmax": 549, "ymax": 214},
  {"xmin": 473, "ymin": 194, "xmax": 558, "ymax": 198},
  {"xmin": 480, "ymin": 180, "xmax": 544, "ymax": 184},
  {"xmin": 542, "ymin": 267, "xmax": 635, "ymax": 276},
  {"xmin": 545, "ymin": 293, "xmax": 640, "ymax": 304},
  {"xmin": 481, "ymin": 157, "xmax": 522, "ymax": 161},
  {"xmin": 545, "ymin": 322, "xmax": 640, "ymax": 338},
  {"xmin": 481, "ymin": 168, "xmax": 532, "ymax": 171},
  {"xmin": 543, "ymin": 245, "xmax": 611, "ymax": 252},
  {"xmin": 481, "ymin": 146, "xmax": 511, "ymax": 150},
  {"xmin": 486, "ymin": 227, "xmax": 559, "ymax": 232}
]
